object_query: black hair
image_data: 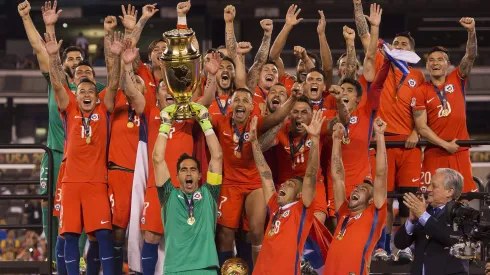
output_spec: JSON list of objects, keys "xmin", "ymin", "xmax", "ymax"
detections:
[
  {"xmin": 265, "ymin": 59, "xmax": 278, "ymax": 68},
  {"xmin": 297, "ymin": 52, "xmax": 321, "ymax": 69},
  {"xmin": 176, "ymin": 153, "xmax": 200, "ymax": 173},
  {"xmin": 394, "ymin": 31, "xmax": 416, "ymax": 50},
  {"xmin": 77, "ymin": 78, "xmax": 97, "ymax": 89},
  {"xmin": 306, "ymin": 68, "xmax": 327, "ymax": 83},
  {"xmin": 75, "ymin": 60, "xmax": 96, "ymax": 77},
  {"xmin": 206, "ymin": 48, "xmax": 225, "ymax": 59},
  {"xmin": 62, "ymin": 46, "xmax": 83, "ymax": 63},
  {"xmin": 272, "ymin": 82, "xmax": 285, "ymax": 88},
  {"xmin": 221, "ymin": 56, "xmax": 236, "ymax": 69},
  {"xmin": 427, "ymin": 46, "xmax": 450, "ymax": 59},
  {"xmin": 148, "ymin": 38, "xmax": 167, "ymax": 58},
  {"xmin": 340, "ymin": 77, "xmax": 363, "ymax": 97},
  {"xmin": 295, "ymin": 95, "xmax": 313, "ymax": 110},
  {"xmin": 336, "ymin": 53, "xmax": 361, "ymax": 71},
  {"xmin": 232, "ymin": 87, "xmax": 254, "ymax": 98}
]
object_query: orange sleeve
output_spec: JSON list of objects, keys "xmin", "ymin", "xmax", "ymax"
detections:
[
  {"xmin": 337, "ymin": 201, "xmax": 349, "ymax": 216},
  {"xmin": 411, "ymin": 86, "xmax": 426, "ymax": 111},
  {"xmin": 374, "ymin": 51, "xmax": 385, "ymax": 73},
  {"xmin": 267, "ymin": 193, "xmax": 280, "ymax": 214}
]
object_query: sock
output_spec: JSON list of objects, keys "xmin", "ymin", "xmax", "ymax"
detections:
[
  {"xmin": 86, "ymin": 241, "xmax": 100, "ymax": 275},
  {"xmin": 238, "ymin": 241, "xmax": 253, "ymax": 272},
  {"xmin": 141, "ymin": 241, "xmax": 159, "ymax": 275},
  {"xmin": 385, "ymin": 233, "xmax": 392, "ymax": 254},
  {"xmin": 218, "ymin": 251, "xmax": 233, "ymax": 267},
  {"xmin": 56, "ymin": 236, "xmax": 67, "ymax": 275},
  {"xmin": 113, "ymin": 241, "xmax": 124, "ymax": 275},
  {"xmin": 51, "ymin": 217, "xmax": 59, "ymax": 266},
  {"xmin": 95, "ymin": 229, "xmax": 114, "ymax": 275},
  {"xmin": 64, "ymin": 233, "xmax": 80, "ymax": 275},
  {"xmin": 375, "ymin": 227, "xmax": 386, "ymax": 250},
  {"xmin": 79, "ymin": 230, "xmax": 88, "ymax": 256}
]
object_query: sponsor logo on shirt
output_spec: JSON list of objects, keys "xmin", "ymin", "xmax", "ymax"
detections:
[
  {"xmin": 349, "ymin": 116, "xmax": 358, "ymax": 124},
  {"xmin": 140, "ymin": 217, "xmax": 146, "ymax": 224},
  {"xmin": 408, "ymin": 78, "xmax": 417, "ymax": 88},
  {"xmin": 445, "ymin": 84, "xmax": 455, "ymax": 93}
]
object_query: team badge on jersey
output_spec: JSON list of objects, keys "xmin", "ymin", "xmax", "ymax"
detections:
[
  {"xmin": 244, "ymin": 132, "xmax": 250, "ymax": 141},
  {"xmin": 193, "ymin": 191, "xmax": 202, "ymax": 201},
  {"xmin": 305, "ymin": 139, "xmax": 312, "ymax": 148},
  {"xmin": 350, "ymin": 116, "xmax": 358, "ymax": 124},
  {"xmin": 408, "ymin": 78, "xmax": 417, "ymax": 88},
  {"xmin": 445, "ymin": 84, "xmax": 455, "ymax": 93},
  {"xmin": 282, "ymin": 210, "xmax": 291, "ymax": 218},
  {"xmin": 90, "ymin": 114, "xmax": 100, "ymax": 121},
  {"xmin": 140, "ymin": 217, "xmax": 146, "ymax": 224},
  {"xmin": 40, "ymin": 181, "xmax": 46, "ymax": 189},
  {"xmin": 54, "ymin": 204, "xmax": 61, "ymax": 211}
]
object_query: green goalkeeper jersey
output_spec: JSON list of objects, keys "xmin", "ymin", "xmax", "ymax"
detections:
[{"xmin": 157, "ymin": 178, "xmax": 221, "ymax": 274}]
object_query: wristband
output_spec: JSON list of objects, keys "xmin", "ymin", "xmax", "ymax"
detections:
[
  {"xmin": 200, "ymin": 119, "xmax": 213, "ymax": 132},
  {"xmin": 177, "ymin": 17, "xmax": 187, "ymax": 29},
  {"xmin": 204, "ymin": 129, "xmax": 214, "ymax": 136},
  {"xmin": 207, "ymin": 171, "xmax": 222, "ymax": 185},
  {"xmin": 159, "ymin": 123, "xmax": 171, "ymax": 134}
]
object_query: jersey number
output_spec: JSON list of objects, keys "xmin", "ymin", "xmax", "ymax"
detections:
[
  {"xmin": 273, "ymin": 220, "xmax": 281, "ymax": 234},
  {"xmin": 142, "ymin": 202, "xmax": 150, "ymax": 217},
  {"xmin": 219, "ymin": 196, "xmax": 227, "ymax": 210},
  {"xmin": 168, "ymin": 127, "xmax": 176, "ymax": 139}
]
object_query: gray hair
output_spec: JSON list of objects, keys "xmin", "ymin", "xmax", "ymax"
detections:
[{"xmin": 436, "ymin": 168, "xmax": 464, "ymax": 200}]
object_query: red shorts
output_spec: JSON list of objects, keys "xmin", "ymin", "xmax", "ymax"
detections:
[
  {"xmin": 60, "ymin": 182, "xmax": 112, "ymax": 234},
  {"xmin": 107, "ymin": 169, "xmax": 134, "ymax": 229},
  {"xmin": 327, "ymin": 185, "xmax": 356, "ymax": 217},
  {"xmin": 386, "ymin": 147, "xmax": 422, "ymax": 191},
  {"xmin": 422, "ymin": 149, "xmax": 476, "ymax": 194},
  {"xmin": 217, "ymin": 185, "xmax": 257, "ymax": 229},
  {"xmin": 53, "ymin": 161, "xmax": 66, "ymax": 217},
  {"xmin": 140, "ymin": 186, "xmax": 164, "ymax": 234}
]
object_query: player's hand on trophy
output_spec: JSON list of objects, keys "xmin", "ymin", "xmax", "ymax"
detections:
[
  {"xmin": 161, "ymin": 105, "xmax": 177, "ymax": 124},
  {"xmin": 190, "ymin": 103, "xmax": 213, "ymax": 132},
  {"xmin": 260, "ymin": 19, "xmax": 273, "ymax": 36},
  {"xmin": 142, "ymin": 3, "xmax": 159, "ymax": 20},
  {"xmin": 122, "ymin": 39, "xmax": 139, "ymax": 64},
  {"xmin": 224, "ymin": 5, "xmax": 236, "ymax": 23},
  {"xmin": 42, "ymin": 0, "xmax": 62, "ymax": 26},
  {"xmin": 177, "ymin": 1, "xmax": 191, "ymax": 17},
  {"xmin": 236, "ymin": 42, "xmax": 252, "ymax": 55},
  {"xmin": 119, "ymin": 4, "xmax": 138, "ymax": 31}
]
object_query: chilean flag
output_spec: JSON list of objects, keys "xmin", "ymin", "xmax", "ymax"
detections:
[{"xmin": 303, "ymin": 218, "xmax": 333, "ymax": 274}]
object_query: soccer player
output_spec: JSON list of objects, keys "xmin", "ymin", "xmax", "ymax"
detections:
[
  {"xmin": 264, "ymin": 83, "xmax": 289, "ymax": 115},
  {"xmin": 251, "ymin": 110, "xmax": 324, "ymax": 274},
  {"xmin": 413, "ymin": 18, "xmax": 478, "ymax": 196},
  {"xmin": 215, "ymin": 86, "xmax": 302, "ymax": 266},
  {"xmin": 153, "ymin": 103, "xmax": 223, "ymax": 274},
  {"xmin": 324, "ymin": 118, "xmax": 388, "ymax": 275},
  {"xmin": 44, "ymin": 29, "xmax": 124, "ymax": 274}
]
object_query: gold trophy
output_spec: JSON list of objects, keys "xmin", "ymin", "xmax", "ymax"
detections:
[
  {"xmin": 159, "ymin": 28, "xmax": 201, "ymax": 120},
  {"xmin": 221, "ymin": 258, "xmax": 249, "ymax": 275}
]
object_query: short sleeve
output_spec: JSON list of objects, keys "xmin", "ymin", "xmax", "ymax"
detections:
[
  {"xmin": 267, "ymin": 193, "xmax": 280, "ymax": 215},
  {"xmin": 374, "ymin": 51, "xmax": 385, "ymax": 73},
  {"xmin": 335, "ymin": 201, "xmax": 349, "ymax": 218},
  {"xmin": 411, "ymin": 86, "xmax": 426, "ymax": 111},
  {"xmin": 156, "ymin": 179, "xmax": 176, "ymax": 207}
]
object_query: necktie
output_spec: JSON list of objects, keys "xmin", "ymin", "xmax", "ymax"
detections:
[{"xmin": 431, "ymin": 207, "xmax": 440, "ymax": 217}]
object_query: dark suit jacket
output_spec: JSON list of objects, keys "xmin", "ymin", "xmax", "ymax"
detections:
[{"xmin": 394, "ymin": 201, "xmax": 469, "ymax": 275}]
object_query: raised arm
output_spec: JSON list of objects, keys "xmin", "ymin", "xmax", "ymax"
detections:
[
  {"xmin": 331, "ymin": 123, "xmax": 346, "ymax": 212},
  {"xmin": 413, "ymin": 109, "xmax": 459, "ymax": 154},
  {"xmin": 362, "ymin": 3, "xmax": 382, "ymax": 82},
  {"xmin": 18, "ymin": 1, "xmax": 49, "ymax": 73},
  {"xmin": 327, "ymin": 85, "xmax": 351, "ymax": 132},
  {"xmin": 224, "ymin": 5, "xmax": 238, "ymax": 60},
  {"xmin": 234, "ymin": 42, "xmax": 253, "ymax": 89},
  {"xmin": 302, "ymin": 110, "xmax": 325, "ymax": 207},
  {"xmin": 293, "ymin": 46, "xmax": 315, "ymax": 72},
  {"xmin": 103, "ymin": 16, "xmax": 118, "ymax": 82},
  {"xmin": 153, "ymin": 107, "xmax": 176, "ymax": 186},
  {"xmin": 458, "ymin": 17, "xmax": 477, "ymax": 78},
  {"xmin": 44, "ymin": 33, "xmax": 68, "ymax": 110},
  {"xmin": 260, "ymin": 83, "xmax": 301, "ymax": 132},
  {"xmin": 196, "ymin": 53, "xmax": 220, "ymax": 105},
  {"xmin": 269, "ymin": 4, "xmax": 303, "ymax": 78},
  {"xmin": 317, "ymin": 10, "xmax": 333, "ymax": 88},
  {"xmin": 121, "ymin": 40, "xmax": 146, "ymax": 115},
  {"xmin": 366, "ymin": 57, "xmax": 390, "ymax": 111},
  {"xmin": 246, "ymin": 19, "xmax": 273, "ymax": 90},
  {"xmin": 103, "ymin": 32, "xmax": 124, "ymax": 113},
  {"xmin": 41, "ymin": 1, "xmax": 65, "ymax": 83},
  {"xmin": 340, "ymin": 26, "xmax": 357, "ymax": 83},
  {"xmin": 372, "ymin": 117, "xmax": 387, "ymax": 208},
  {"xmin": 250, "ymin": 116, "xmax": 275, "ymax": 203},
  {"xmin": 353, "ymin": 0, "xmax": 371, "ymax": 52}
]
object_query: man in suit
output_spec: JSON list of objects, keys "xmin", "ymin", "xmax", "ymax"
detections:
[{"xmin": 394, "ymin": 168, "xmax": 469, "ymax": 275}]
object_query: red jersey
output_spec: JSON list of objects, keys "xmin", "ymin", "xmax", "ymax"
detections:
[
  {"xmin": 254, "ymin": 193, "xmax": 315, "ymax": 275},
  {"xmin": 324, "ymin": 201, "xmax": 387, "ymax": 275},
  {"xmin": 211, "ymin": 113, "xmax": 265, "ymax": 187},
  {"xmin": 375, "ymin": 51, "xmax": 426, "ymax": 136},
  {"xmin": 207, "ymin": 92, "xmax": 263, "ymax": 117},
  {"xmin": 279, "ymin": 73, "xmax": 296, "ymax": 96},
  {"xmin": 108, "ymin": 89, "xmax": 141, "ymax": 170},
  {"xmin": 136, "ymin": 61, "xmax": 157, "ymax": 108},
  {"xmin": 274, "ymin": 121, "xmax": 328, "ymax": 184},
  {"xmin": 61, "ymin": 98, "xmax": 110, "ymax": 183},
  {"xmin": 412, "ymin": 66, "xmax": 470, "ymax": 156},
  {"xmin": 325, "ymin": 75, "xmax": 370, "ymax": 110},
  {"xmin": 143, "ymin": 103, "xmax": 195, "ymax": 188}
]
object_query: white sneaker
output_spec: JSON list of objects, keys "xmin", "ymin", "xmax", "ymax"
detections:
[
  {"xmin": 396, "ymin": 247, "xmax": 413, "ymax": 264},
  {"xmin": 373, "ymin": 248, "xmax": 391, "ymax": 261}
]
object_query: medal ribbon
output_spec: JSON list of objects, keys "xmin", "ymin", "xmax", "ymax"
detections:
[
  {"xmin": 80, "ymin": 110, "xmax": 94, "ymax": 139},
  {"xmin": 430, "ymin": 81, "xmax": 449, "ymax": 111},
  {"xmin": 269, "ymin": 208, "xmax": 283, "ymax": 232},
  {"xmin": 288, "ymin": 132, "xmax": 308, "ymax": 166},
  {"xmin": 182, "ymin": 192, "xmax": 195, "ymax": 219},
  {"xmin": 232, "ymin": 120, "xmax": 248, "ymax": 153},
  {"xmin": 127, "ymin": 104, "xmax": 135, "ymax": 124},
  {"xmin": 337, "ymin": 215, "xmax": 351, "ymax": 238},
  {"xmin": 215, "ymin": 91, "xmax": 229, "ymax": 115},
  {"xmin": 311, "ymin": 98, "xmax": 324, "ymax": 110},
  {"xmin": 258, "ymin": 87, "xmax": 267, "ymax": 100}
]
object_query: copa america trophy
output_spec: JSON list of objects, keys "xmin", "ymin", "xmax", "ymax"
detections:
[{"xmin": 160, "ymin": 28, "xmax": 201, "ymax": 120}]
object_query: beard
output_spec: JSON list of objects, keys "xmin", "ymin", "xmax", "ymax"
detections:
[
  {"xmin": 217, "ymin": 79, "xmax": 234, "ymax": 94},
  {"xmin": 64, "ymin": 66, "xmax": 73, "ymax": 80}
]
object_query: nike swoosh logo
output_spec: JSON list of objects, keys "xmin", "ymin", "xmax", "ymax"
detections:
[
  {"xmin": 142, "ymin": 257, "xmax": 153, "ymax": 260},
  {"xmin": 57, "ymin": 255, "xmax": 64, "ymax": 258},
  {"xmin": 222, "ymin": 131, "xmax": 231, "ymax": 136},
  {"xmin": 155, "ymin": 116, "xmax": 160, "ymax": 120},
  {"xmin": 65, "ymin": 260, "xmax": 76, "ymax": 263},
  {"xmin": 412, "ymin": 178, "xmax": 419, "ymax": 182},
  {"xmin": 284, "ymin": 146, "xmax": 290, "ymax": 150},
  {"xmin": 150, "ymin": 82, "xmax": 156, "ymax": 87},
  {"xmin": 178, "ymin": 195, "xmax": 184, "ymax": 199},
  {"xmin": 100, "ymin": 221, "xmax": 110, "ymax": 224},
  {"xmin": 427, "ymin": 97, "xmax": 435, "ymax": 103},
  {"xmin": 101, "ymin": 257, "xmax": 113, "ymax": 261}
]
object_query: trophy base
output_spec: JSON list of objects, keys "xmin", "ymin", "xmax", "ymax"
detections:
[{"xmin": 172, "ymin": 104, "xmax": 196, "ymax": 121}]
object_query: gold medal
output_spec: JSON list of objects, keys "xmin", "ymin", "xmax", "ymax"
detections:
[
  {"xmin": 336, "ymin": 233, "xmax": 344, "ymax": 240},
  {"xmin": 235, "ymin": 151, "xmax": 241, "ymax": 159},
  {"xmin": 441, "ymin": 109, "xmax": 450, "ymax": 117},
  {"xmin": 426, "ymin": 235, "xmax": 430, "ymax": 240},
  {"xmin": 127, "ymin": 121, "xmax": 134, "ymax": 128},
  {"xmin": 86, "ymin": 137, "xmax": 91, "ymax": 144},
  {"xmin": 187, "ymin": 216, "xmax": 195, "ymax": 225},
  {"xmin": 268, "ymin": 229, "xmax": 275, "ymax": 236},
  {"xmin": 342, "ymin": 136, "xmax": 350, "ymax": 145}
]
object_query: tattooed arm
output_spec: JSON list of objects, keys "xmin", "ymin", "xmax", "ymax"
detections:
[
  {"xmin": 373, "ymin": 118, "xmax": 387, "ymax": 209},
  {"xmin": 246, "ymin": 20, "xmax": 273, "ymax": 89},
  {"xmin": 103, "ymin": 16, "xmax": 117, "ymax": 86},
  {"xmin": 258, "ymin": 121, "xmax": 283, "ymax": 152},
  {"xmin": 46, "ymin": 36, "xmax": 69, "ymax": 110},
  {"xmin": 326, "ymin": 85, "xmax": 351, "ymax": 134},
  {"xmin": 104, "ymin": 32, "xmax": 123, "ymax": 113},
  {"xmin": 459, "ymin": 17, "xmax": 477, "ymax": 78},
  {"xmin": 340, "ymin": 26, "xmax": 357, "ymax": 83},
  {"xmin": 302, "ymin": 111, "xmax": 324, "ymax": 207},
  {"xmin": 362, "ymin": 3, "xmax": 382, "ymax": 82},
  {"xmin": 317, "ymin": 11, "xmax": 333, "ymax": 88},
  {"xmin": 353, "ymin": 0, "xmax": 370, "ymax": 52},
  {"xmin": 122, "ymin": 63, "xmax": 146, "ymax": 115},
  {"xmin": 331, "ymin": 123, "xmax": 346, "ymax": 212},
  {"xmin": 205, "ymin": 123, "xmax": 223, "ymax": 176},
  {"xmin": 224, "ymin": 5, "xmax": 238, "ymax": 60},
  {"xmin": 251, "ymin": 118, "xmax": 276, "ymax": 203}
]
